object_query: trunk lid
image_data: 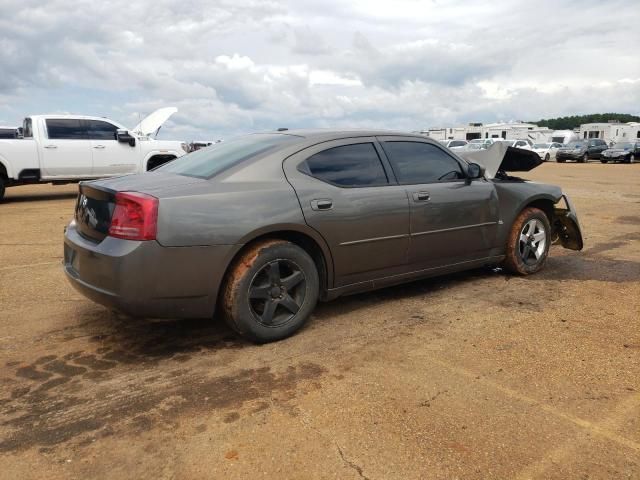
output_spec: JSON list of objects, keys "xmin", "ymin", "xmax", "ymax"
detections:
[{"xmin": 74, "ymin": 172, "xmax": 205, "ymax": 242}]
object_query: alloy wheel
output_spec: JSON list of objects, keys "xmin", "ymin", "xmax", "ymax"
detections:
[
  {"xmin": 518, "ymin": 219, "xmax": 547, "ymax": 266},
  {"xmin": 248, "ymin": 259, "xmax": 306, "ymax": 327}
]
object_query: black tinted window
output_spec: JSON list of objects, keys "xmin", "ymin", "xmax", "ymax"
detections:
[
  {"xmin": 87, "ymin": 120, "xmax": 118, "ymax": 140},
  {"xmin": 0, "ymin": 128, "xmax": 16, "ymax": 139},
  {"xmin": 302, "ymin": 143, "xmax": 388, "ymax": 187},
  {"xmin": 46, "ymin": 119, "xmax": 87, "ymax": 140},
  {"xmin": 450, "ymin": 141, "xmax": 466, "ymax": 147},
  {"xmin": 382, "ymin": 141, "xmax": 464, "ymax": 184}
]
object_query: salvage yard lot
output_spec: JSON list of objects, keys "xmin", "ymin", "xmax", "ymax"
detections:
[{"xmin": 1, "ymin": 163, "xmax": 639, "ymax": 479}]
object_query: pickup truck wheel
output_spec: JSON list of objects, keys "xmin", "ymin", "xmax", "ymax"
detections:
[
  {"xmin": 0, "ymin": 177, "xmax": 5, "ymax": 202},
  {"xmin": 222, "ymin": 239, "xmax": 319, "ymax": 343},
  {"xmin": 504, "ymin": 207, "xmax": 551, "ymax": 275}
]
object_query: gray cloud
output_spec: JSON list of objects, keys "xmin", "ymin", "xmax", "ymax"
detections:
[{"xmin": 0, "ymin": 0, "xmax": 639, "ymax": 139}]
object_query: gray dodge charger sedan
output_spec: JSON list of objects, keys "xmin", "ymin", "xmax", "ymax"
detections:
[{"xmin": 64, "ymin": 130, "xmax": 583, "ymax": 342}]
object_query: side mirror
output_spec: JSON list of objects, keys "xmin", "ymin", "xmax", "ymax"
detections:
[
  {"xmin": 467, "ymin": 162, "xmax": 485, "ymax": 180},
  {"xmin": 116, "ymin": 129, "xmax": 136, "ymax": 147}
]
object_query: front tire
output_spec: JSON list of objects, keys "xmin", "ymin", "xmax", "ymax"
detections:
[
  {"xmin": 0, "ymin": 177, "xmax": 5, "ymax": 202},
  {"xmin": 579, "ymin": 153, "xmax": 588, "ymax": 163},
  {"xmin": 221, "ymin": 239, "xmax": 319, "ymax": 343},
  {"xmin": 504, "ymin": 207, "xmax": 551, "ymax": 275},
  {"xmin": 557, "ymin": 157, "xmax": 566, "ymax": 163},
  {"xmin": 600, "ymin": 158, "xmax": 609, "ymax": 163},
  {"xmin": 628, "ymin": 154, "xmax": 635, "ymax": 164},
  {"xmin": 544, "ymin": 153, "xmax": 550, "ymax": 162}
]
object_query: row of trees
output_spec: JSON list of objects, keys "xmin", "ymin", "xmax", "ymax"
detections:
[{"xmin": 530, "ymin": 113, "xmax": 640, "ymax": 130}]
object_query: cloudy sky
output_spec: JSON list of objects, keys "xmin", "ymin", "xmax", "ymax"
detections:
[{"xmin": 1, "ymin": 0, "xmax": 639, "ymax": 140}]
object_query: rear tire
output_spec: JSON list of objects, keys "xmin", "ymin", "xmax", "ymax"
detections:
[
  {"xmin": 221, "ymin": 239, "xmax": 319, "ymax": 343},
  {"xmin": 503, "ymin": 207, "xmax": 551, "ymax": 275},
  {"xmin": 544, "ymin": 153, "xmax": 550, "ymax": 162},
  {"xmin": 0, "ymin": 177, "xmax": 5, "ymax": 202}
]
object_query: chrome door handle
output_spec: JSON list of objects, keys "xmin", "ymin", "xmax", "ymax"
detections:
[
  {"xmin": 93, "ymin": 145, "xmax": 106, "ymax": 149},
  {"xmin": 43, "ymin": 145, "xmax": 57, "ymax": 149},
  {"xmin": 412, "ymin": 192, "xmax": 430, "ymax": 202},
  {"xmin": 311, "ymin": 199, "xmax": 333, "ymax": 211}
]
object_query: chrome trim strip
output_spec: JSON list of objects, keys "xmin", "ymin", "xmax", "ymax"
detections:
[
  {"xmin": 411, "ymin": 221, "xmax": 497, "ymax": 237},
  {"xmin": 339, "ymin": 233, "xmax": 409, "ymax": 246}
]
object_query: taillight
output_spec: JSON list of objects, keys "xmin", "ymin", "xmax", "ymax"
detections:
[{"xmin": 108, "ymin": 192, "xmax": 158, "ymax": 241}]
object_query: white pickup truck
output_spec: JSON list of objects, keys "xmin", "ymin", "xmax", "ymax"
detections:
[{"xmin": 0, "ymin": 107, "xmax": 187, "ymax": 201}]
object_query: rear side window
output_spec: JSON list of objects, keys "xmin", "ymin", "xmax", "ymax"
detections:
[
  {"xmin": 87, "ymin": 120, "xmax": 118, "ymax": 140},
  {"xmin": 46, "ymin": 119, "xmax": 87, "ymax": 140},
  {"xmin": 381, "ymin": 141, "xmax": 464, "ymax": 184},
  {"xmin": 300, "ymin": 143, "xmax": 388, "ymax": 187},
  {"xmin": 158, "ymin": 133, "xmax": 300, "ymax": 179}
]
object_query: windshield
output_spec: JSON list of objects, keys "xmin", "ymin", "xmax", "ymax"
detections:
[
  {"xmin": 567, "ymin": 142, "xmax": 584, "ymax": 148},
  {"xmin": 533, "ymin": 143, "xmax": 550, "ymax": 149},
  {"xmin": 613, "ymin": 142, "xmax": 633, "ymax": 149},
  {"xmin": 157, "ymin": 134, "xmax": 301, "ymax": 179}
]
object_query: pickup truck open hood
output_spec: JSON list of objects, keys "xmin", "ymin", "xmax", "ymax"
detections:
[
  {"xmin": 131, "ymin": 107, "xmax": 178, "ymax": 137},
  {"xmin": 458, "ymin": 142, "xmax": 543, "ymax": 178}
]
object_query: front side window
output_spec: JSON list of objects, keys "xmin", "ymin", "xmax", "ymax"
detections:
[
  {"xmin": 300, "ymin": 143, "xmax": 388, "ymax": 187},
  {"xmin": 87, "ymin": 120, "xmax": 118, "ymax": 140},
  {"xmin": 46, "ymin": 119, "xmax": 87, "ymax": 140},
  {"xmin": 381, "ymin": 141, "xmax": 464, "ymax": 184}
]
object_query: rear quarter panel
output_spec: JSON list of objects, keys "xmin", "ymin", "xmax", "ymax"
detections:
[{"xmin": 154, "ymin": 156, "xmax": 308, "ymax": 247}]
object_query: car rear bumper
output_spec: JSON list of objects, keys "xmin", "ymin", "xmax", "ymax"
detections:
[{"xmin": 63, "ymin": 221, "xmax": 238, "ymax": 318}]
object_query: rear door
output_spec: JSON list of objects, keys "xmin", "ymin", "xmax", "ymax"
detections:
[
  {"xmin": 40, "ymin": 119, "xmax": 92, "ymax": 178},
  {"xmin": 87, "ymin": 119, "xmax": 139, "ymax": 176},
  {"xmin": 283, "ymin": 138, "xmax": 410, "ymax": 287},
  {"xmin": 378, "ymin": 137, "xmax": 499, "ymax": 270}
]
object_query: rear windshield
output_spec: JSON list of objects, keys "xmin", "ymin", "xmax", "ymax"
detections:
[{"xmin": 157, "ymin": 134, "xmax": 300, "ymax": 179}]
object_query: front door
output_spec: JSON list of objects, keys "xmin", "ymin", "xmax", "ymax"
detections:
[
  {"xmin": 283, "ymin": 138, "xmax": 410, "ymax": 287},
  {"xmin": 87, "ymin": 119, "xmax": 139, "ymax": 176},
  {"xmin": 40, "ymin": 118, "xmax": 92, "ymax": 178},
  {"xmin": 378, "ymin": 138, "xmax": 499, "ymax": 270}
]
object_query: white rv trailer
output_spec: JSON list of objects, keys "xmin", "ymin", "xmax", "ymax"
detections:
[{"xmin": 550, "ymin": 130, "xmax": 579, "ymax": 144}]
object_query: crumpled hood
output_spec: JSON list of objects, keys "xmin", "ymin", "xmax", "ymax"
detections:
[
  {"xmin": 458, "ymin": 142, "xmax": 543, "ymax": 178},
  {"xmin": 131, "ymin": 107, "xmax": 178, "ymax": 136}
]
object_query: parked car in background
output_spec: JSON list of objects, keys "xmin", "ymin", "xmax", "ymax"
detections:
[
  {"xmin": 0, "ymin": 126, "xmax": 18, "ymax": 139},
  {"xmin": 64, "ymin": 129, "xmax": 583, "ymax": 343},
  {"xmin": 556, "ymin": 139, "xmax": 608, "ymax": 163},
  {"xmin": 439, "ymin": 139, "xmax": 468, "ymax": 150},
  {"xmin": 600, "ymin": 141, "xmax": 639, "ymax": 164},
  {"xmin": 532, "ymin": 142, "xmax": 563, "ymax": 162},
  {"xmin": 0, "ymin": 108, "xmax": 187, "ymax": 202}
]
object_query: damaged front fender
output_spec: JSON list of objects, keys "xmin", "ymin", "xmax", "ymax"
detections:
[{"xmin": 553, "ymin": 194, "xmax": 583, "ymax": 251}]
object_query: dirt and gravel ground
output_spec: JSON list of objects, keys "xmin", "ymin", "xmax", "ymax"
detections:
[{"xmin": 0, "ymin": 162, "xmax": 639, "ymax": 479}]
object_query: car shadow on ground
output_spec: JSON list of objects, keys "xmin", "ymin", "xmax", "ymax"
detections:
[{"xmin": 36, "ymin": 235, "xmax": 640, "ymax": 367}]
